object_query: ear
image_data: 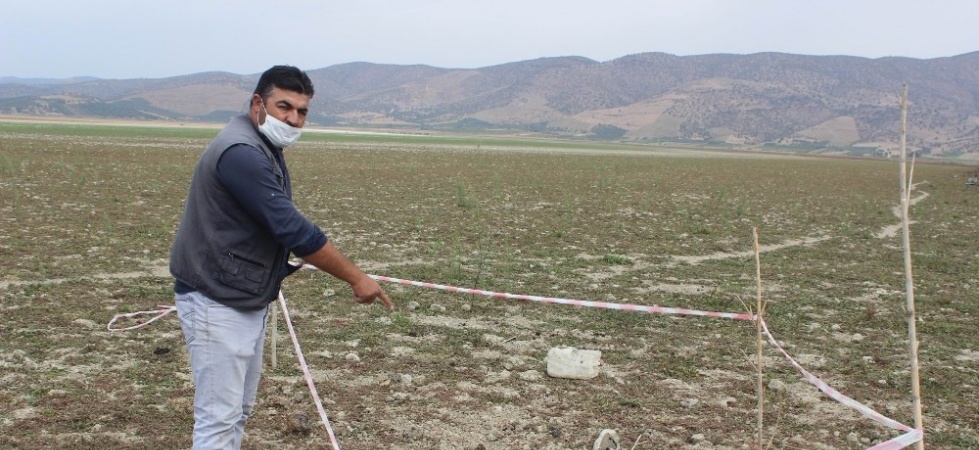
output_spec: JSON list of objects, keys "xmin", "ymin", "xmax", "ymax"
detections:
[{"xmin": 250, "ymin": 94, "xmax": 265, "ymax": 125}]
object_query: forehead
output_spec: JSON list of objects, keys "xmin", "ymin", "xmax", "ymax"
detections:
[{"xmin": 265, "ymin": 87, "xmax": 311, "ymax": 108}]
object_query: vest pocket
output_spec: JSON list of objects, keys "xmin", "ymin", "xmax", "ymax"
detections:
[{"xmin": 218, "ymin": 252, "xmax": 269, "ymax": 295}]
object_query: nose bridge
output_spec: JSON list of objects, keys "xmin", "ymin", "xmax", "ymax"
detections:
[
  {"xmin": 285, "ymin": 108, "xmax": 300, "ymax": 125},
  {"xmin": 294, "ymin": 109, "xmax": 309, "ymax": 127}
]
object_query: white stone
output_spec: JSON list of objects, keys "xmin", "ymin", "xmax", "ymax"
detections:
[{"xmin": 546, "ymin": 347, "xmax": 601, "ymax": 380}]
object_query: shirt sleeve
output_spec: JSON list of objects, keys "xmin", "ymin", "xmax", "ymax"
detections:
[{"xmin": 216, "ymin": 144, "xmax": 328, "ymax": 257}]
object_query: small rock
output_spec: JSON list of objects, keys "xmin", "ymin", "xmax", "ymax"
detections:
[
  {"xmin": 518, "ymin": 370, "xmax": 542, "ymax": 381},
  {"xmin": 681, "ymin": 398, "xmax": 699, "ymax": 408},
  {"xmin": 483, "ymin": 334, "xmax": 506, "ymax": 346},
  {"xmin": 407, "ymin": 301, "xmax": 420, "ymax": 311},
  {"xmin": 286, "ymin": 413, "xmax": 310, "ymax": 435},
  {"xmin": 391, "ymin": 346, "xmax": 415, "ymax": 357},
  {"xmin": 690, "ymin": 433, "xmax": 706, "ymax": 443},
  {"xmin": 768, "ymin": 379, "xmax": 787, "ymax": 392},
  {"xmin": 12, "ymin": 408, "xmax": 36, "ymax": 420},
  {"xmin": 73, "ymin": 318, "xmax": 98, "ymax": 329},
  {"xmin": 484, "ymin": 370, "xmax": 511, "ymax": 384},
  {"xmin": 593, "ymin": 429, "xmax": 620, "ymax": 450},
  {"xmin": 345, "ymin": 352, "xmax": 360, "ymax": 362}
]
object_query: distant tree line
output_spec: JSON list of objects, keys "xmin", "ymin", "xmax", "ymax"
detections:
[{"xmin": 591, "ymin": 123, "xmax": 627, "ymax": 139}]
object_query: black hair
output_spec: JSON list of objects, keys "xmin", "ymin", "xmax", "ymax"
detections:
[{"xmin": 253, "ymin": 65, "xmax": 315, "ymax": 99}]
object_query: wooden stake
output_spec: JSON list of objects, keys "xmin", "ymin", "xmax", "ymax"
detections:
[
  {"xmin": 752, "ymin": 227, "xmax": 765, "ymax": 450},
  {"xmin": 898, "ymin": 83, "xmax": 925, "ymax": 449},
  {"xmin": 271, "ymin": 301, "xmax": 278, "ymax": 370}
]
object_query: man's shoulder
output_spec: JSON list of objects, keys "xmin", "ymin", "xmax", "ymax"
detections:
[
  {"xmin": 218, "ymin": 143, "xmax": 270, "ymax": 171},
  {"xmin": 213, "ymin": 115, "xmax": 264, "ymax": 147}
]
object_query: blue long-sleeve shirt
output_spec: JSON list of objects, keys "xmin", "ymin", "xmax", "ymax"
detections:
[
  {"xmin": 175, "ymin": 143, "xmax": 327, "ymax": 294},
  {"xmin": 217, "ymin": 143, "xmax": 328, "ymax": 256}
]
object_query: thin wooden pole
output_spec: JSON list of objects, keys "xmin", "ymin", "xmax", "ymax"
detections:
[
  {"xmin": 898, "ymin": 83, "xmax": 925, "ymax": 449},
  {"xmin": 753, "ymin": 227, "xmax": 765, "ymax": 450},
  {"xmin": 271, "ymin": 301, "xmax": 278, "ymax": 370}
]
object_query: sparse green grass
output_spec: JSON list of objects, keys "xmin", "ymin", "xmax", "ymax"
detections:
[{"xmin": 1, "ymin": 122, "xmax": 978, "ymax": 448}]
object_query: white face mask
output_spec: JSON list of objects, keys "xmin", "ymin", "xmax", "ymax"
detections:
[{"xmin": 258, "ymin": 101, "xmax": 302, "ymax": 148}]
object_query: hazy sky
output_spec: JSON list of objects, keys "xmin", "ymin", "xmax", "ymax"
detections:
[{"xmin": 2, "ymin": 0, "xmax": 977, "ymax": 79}]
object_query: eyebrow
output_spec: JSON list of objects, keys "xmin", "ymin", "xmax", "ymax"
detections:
[{"xmin": 275, "ymin": 100, "xmax": 308, "ymax": 115}]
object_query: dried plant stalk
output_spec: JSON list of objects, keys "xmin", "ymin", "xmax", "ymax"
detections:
[
  {"xmin": 753, "ymin": 227, "xmax": 766, "ymax": 450},
  {"xmin": 898, "ymin": 83, "xmax": 925, "ymax": 449}
]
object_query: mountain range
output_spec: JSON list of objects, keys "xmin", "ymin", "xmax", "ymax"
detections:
[{"xmin": 2, "ymin": 52, "xmax": 979, "ymax": 157}]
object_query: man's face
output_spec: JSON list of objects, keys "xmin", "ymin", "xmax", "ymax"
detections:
[{"xmin": 252, "ymin": 87, "xmax": 311, "ymax": 128}]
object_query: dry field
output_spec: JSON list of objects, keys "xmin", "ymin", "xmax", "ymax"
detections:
[{"xmin": 0, "ymin": 122, "xmax": 977, "ymax": 449}]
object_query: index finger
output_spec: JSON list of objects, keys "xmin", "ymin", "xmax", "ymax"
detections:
[{"xmin": 378, "ymin": 290, "xmax": 394, "ymax": 311}]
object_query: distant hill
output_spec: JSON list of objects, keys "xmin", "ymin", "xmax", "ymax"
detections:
[
  {"xmin": 0, "ymin": 76, "xmax": 101, "ymax": 85},
  {"xmin": 2, "ymin": 52, "xmax": 979, "ymax": 157}
]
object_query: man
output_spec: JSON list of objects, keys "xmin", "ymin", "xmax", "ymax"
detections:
[{"xmin": 169, "ymin": 65, "xmax": 392, "ymax": 449}]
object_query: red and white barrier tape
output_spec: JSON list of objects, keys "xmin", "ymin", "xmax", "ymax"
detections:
[
  {"xmin": 372, "ymin": 273, "xmax": 757, "ymax": 320},
  {"xmin": 277, "ymin": 291, "xmax": 342, "ymax": 450},
  {"xmin": 107, "ymin": 295, "xmax": 343, "ymax": 448},
  {"xmin": 106, "ymin": 270, "xmax": 922, "ymax": 449},
  {"xmin": 107, "ymin": 304, "xmax": 177, "ymax": 332},
  {"xmin": 305, "ymin": 266, "xmax": 754, "ymax": 321},
  {"xmin": 760, "ymin": 319, "xmax": 922, "ymax": 448}
]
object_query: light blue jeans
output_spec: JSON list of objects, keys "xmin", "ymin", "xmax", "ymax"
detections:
[{"xmin": 176, "ymin": 291, "xmax": 269, "ymax": 450}]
